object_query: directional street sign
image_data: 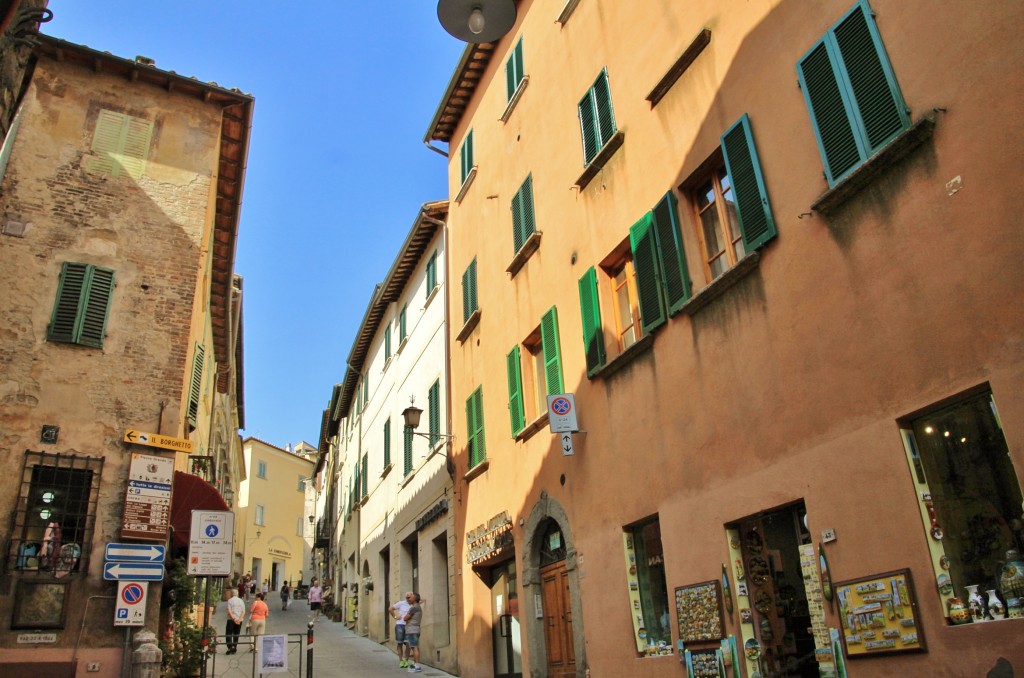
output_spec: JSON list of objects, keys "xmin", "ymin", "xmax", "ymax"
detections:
[
  {"xmin": 560, "ymin": 432, "xmax": 574, "ymax": 456},
  {"xmin": 122, "ymin": 453, "xmax": 173, "ymax": 542},
  {"xmin": 123, "ymin": 429, "xmax": 194, "ymax": 454},
  {"xmin": 105, "ymin": 543, "xmax": 165, "ymax": 563},
  {"xmin": 104, "ymin": 561, "xmax": 164, "ymax": 581},
  {"xmin": 547, "ymin": 394, "xmax": 579, "ymax": 433},
  {"xmin": 188, "ymin": 510, "xmax": 234, "ymax": 576},
  {"xmin": 114, "ymin": 582, "xmax": 148, "ymax": 626}
]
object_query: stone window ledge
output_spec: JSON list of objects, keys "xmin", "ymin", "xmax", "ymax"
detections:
[
  {"xmin": 515, "ymin": 412, "xmax": 550, "ymax": 442},
  {"xmin": 576, "ymin": 131, "xmax": 625, "ymax": 191},
  {"xmin": 590, "ymin": 333, "xmax": 654, "ymax": 380},
  {"xmin": 457, "ymin": 309, "xmax": 481, "ymax": 344},
  {"xmin": 507, "ymin": 231, "xmax": 542, "ymax": 278},
  {"xmin": 500, "ymin": 77, "xmax": 529, "ymax": 123},
  {"xmin": 464, "ymin": 459, "xmax": 489, "ymax": 482},
  {"xmin": 680, "ymin": 251, "xmax": 761, "ymax": 317}
]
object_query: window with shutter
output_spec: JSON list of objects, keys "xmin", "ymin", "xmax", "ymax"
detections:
[
  {"xmin": 630, "ymin": 213, "xmax": 667, "ymax": 334},
  {"xmin": 399, "ymin": 304, "xmax": 408, "ymax": 343},
  {"xmin": 506, "ymin": 38, "xmax": 525, "ymax": 101},
  {"xmin": 187, "ymin": 343, "xmax": 205, "ymax": 429},
  {"xmin": 540, "ymin": 307, "xmax": 564, "ymax": 395},
  {"xmin": 87, "ymin": 109, "xmax": 154, "ymax": 179},
  {"xmin": 460, "ymin": 129, "xmax": 475, "ymax": 186},
  {"xmin": 404, "ymin": 426, "xmax": 413, "ymax": 476},
  {"xmin": 462, "ymin": 258, "xmax": 478, "ymax": 324},
  {"xmin": 798, "ymin": 0, "xmax": 909, "ymax": 186},
  {"xmin": 385, "ymin": 326, "xmax": 392, "ymax": 360},
  {"xmin": 578, "ymin": 69, "xmax": 617, "ymax": 166},
  {"xmin": 511, "ymin": 174, "xmax": 536, "ymax": 255},
  {"xmin": 362, "ymin": 454, "xmax": 368, "ymax": 497},
  {"xmin": 48, "ymin": 262, "xmax": 116, "ymax": 348},
  {"xmin": 577, "ymin": 267, "xmax": 606, "ymax": 376},
  {"xmin": 384, "ymin": 418, "xmax": 391, "ymax": 467},
  {"xmin": 428, "ymin": 379, "xmax": 441, "ymax": 446},
  {"xmin": 467, "ymin": 387, "xmax": 486, "ymax": 468},
  {"xmin": 426, "ymin": 250, "xmax": 438, "ymax": 297},
  {"xmin": 507, "ymin": 346, "xmax": 526, "ymax": 437}
]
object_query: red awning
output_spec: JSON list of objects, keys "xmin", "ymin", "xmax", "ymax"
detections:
[{"xmin": 170, "ymin": 471, "xmax": 230, "ymax": 548}]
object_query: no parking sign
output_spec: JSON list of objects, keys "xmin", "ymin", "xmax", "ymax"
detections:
[{"xmin": 114, "ymin": 581, "xmax": 148, "ymax": 626}]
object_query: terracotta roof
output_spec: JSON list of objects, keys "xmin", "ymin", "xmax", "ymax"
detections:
[
  {"xmin": 35, "ymin": 34, "xmax": 254, "ymax": 397},
  {"xmin": 424, "ymin": 42, "xmax": 498, "ymax": 144}
]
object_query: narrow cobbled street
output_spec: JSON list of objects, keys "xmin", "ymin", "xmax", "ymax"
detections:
[{"xmin": 206, "ymin": 597, "xmax": 459, "ymax": 678}]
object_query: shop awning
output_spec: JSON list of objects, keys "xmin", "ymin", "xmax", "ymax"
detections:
[{"xmin": 170, "ymin": 471, "xmax": 229, "ymax": 548}]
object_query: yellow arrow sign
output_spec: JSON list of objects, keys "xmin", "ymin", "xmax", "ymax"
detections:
[{"xmin": 123, "ymin": 430, "xmax": 194, "ymax": 453}]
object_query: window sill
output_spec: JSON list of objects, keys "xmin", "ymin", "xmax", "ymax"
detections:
[
  {"xmin": 680, "ymin": 251, "xmax": 761, "ymax": 317},
  {"xmin": 357, "ymin": 496, "xmax": 368, "ymax": 508},
  {"xmin": 556, "ymin": 0, "xmax": 581, "ymax": 24},
  {"xmin": 811, "ymin": 114, "xmax": 936, "ymax": 215},
  {"xmin": 401, "ymin": 471, "xmax": 415, "ymax": 489},
  {"xmin": 507, "ymin": 231, "xmax": 542, "ymax": 278},
  {"xmin": 576, "ymin": 130, "xmax": 625, "ymax": 191},
  {"xmin": 515, "ymin": 412, "xmax": 550, "ymax": 442},
  {"xmin": 424, "ymin": 285, "xmax": 440, "ymax": 309},
  {"xmin": 456, "ymin": 309, "xmax": 481, "ymax": 344},
  {"xmin": 382, "ymin": 355, "xmax": 393, "ymax": 371},
  {"xmin": 590, "ymin": 333, "xmax": 654, "ymax": 380},
  {"xmin": 464, "ymin": 459, "xmax": 489, "ymax": 482},
  {"xmin": 380, "ymin": 462, "xmax": 393, "ymax": 480},
  {"xmin": 646, "ymin": 29, "xmax": 711, "ymax": 108},
  {"xmin": 397, "ymin": 336, "xmax": 409, "ymax": 354},
  {"xmin": 455, "ymin": 167, "xmax": 477, "ymax": 204},
  {"xmin": 500, "ymin": 76, "xmax": 529, "ymax": 123}
]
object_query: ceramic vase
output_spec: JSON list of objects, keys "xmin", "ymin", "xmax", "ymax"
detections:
[
  {"xmin": 946, "ymin": 597, "xmax": 971, "ymax": 625},
  {"xmin": 966, "ymin": 585, "xmax": 985, "ymax": 622},
  {"xmin": 999, "ymin": 549, "xmax": 1024, "ymax": 598},
  {"xmin": 986, "ymin": 590, "xmax": 1005, "ymax": 620}
]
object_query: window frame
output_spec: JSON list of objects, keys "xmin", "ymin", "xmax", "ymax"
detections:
[
  {"xmin": 256, "ymin": 460, "xmax": 267, "ymax": 479},
  {"xmin": 87, "ymin": 109, "xmax": 154, "ymax": 179},
  {"xmin": 428, "ymin": 379, "xmax": 441, "ymax": 447},
  {"xmin": 186, "ymin": 342, "xmax": 205, "ymax": 430},
  {"xmin": 255, "ymin": 504, "xmax": 265, "ymax": 526},
  {"xmin": 462, "ymin": 257, "xmax": 479, "ymax": 325},
  {"xmin": 466, "ymin": 387, "xmax": 486, "ymax": 469},
  {"xmin": 505, "ymin": 37, "xmax": 525, "ymax": 102},
  {"xmin": 383, "ymin": 418, "xmax": 391, "ymax": 469},
  {"xmin": 426, "ymin": 250, "xmax": 439, "ymax": 298},
  {"xmin": 403, "ymin": 426, "xmax": 414, "ymax": 476},
  {"xmin": 578, "ymin": 68, "xmax": 617, "ymax": 167},
  {"xmin": 511, "ymin": 174, "xmax": 536, "ymax": 256},
  {"xmin": 459, "ymin": 129, "xmax": 475, "ymax": 187},
  {"xmin": 399, "ymin": 304, "xmax": 408, "ymax": 344}
]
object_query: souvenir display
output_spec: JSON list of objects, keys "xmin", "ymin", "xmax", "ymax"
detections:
[
  {"xmin": 685, "ymin": 648, "xmax": 726, "ymax": 678},
  {"xmin": 748, "ymin": 555, "xmax": 770, "ymax": 585},
  {"xmin": 721, "ymin": 564, "xmax": 734, "ymax": 614},
  {"xmin": 676, "ymin": 580, "xmax": 726, "ymax": 643},
  {"xmin": 999, "ymin": 549, "xmax": 1024, "ymax": 598},
  {"xmin": 835, "ymin": 569, "xmax": 926, "ymax": 657},
  {"xmin": 818, "ymin": 544, "xmax": 833, "ymax": 602}
]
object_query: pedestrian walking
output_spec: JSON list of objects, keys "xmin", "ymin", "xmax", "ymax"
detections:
[
  {"xmin": 308, "ymin": 579, "xmax": 324, "ymax": 623},
  {"xmin": 280, "ymin": 582, "xmax": 290, "ymax": 611},
  {"xmin": 224, "ymin": 587, "xmax": 245, "ymax": 655},
  {"xmin": 248, "ymin": 592, "xmax": 269, "ymax": 651}
]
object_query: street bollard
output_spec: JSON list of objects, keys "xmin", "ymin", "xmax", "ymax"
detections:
[
  {"xmin": 307, "ymin": 621, "xmax": 314, "ymax": 678},
  {"xmin": 131, "ymin": 630, "xmax": 162, "ymax": 678}
]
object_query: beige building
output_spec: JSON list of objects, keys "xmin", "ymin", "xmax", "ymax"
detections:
[
  {"xmin": 0, "ymin": 34, "xmax": 250, "ymax": 677},
  {"xmin": 427, "ymin": 1, "xmax": 1024, "ymax": 677},
  {"xmin": 239, "ymin": 438, "xmax": 316, "ymax": 591}
]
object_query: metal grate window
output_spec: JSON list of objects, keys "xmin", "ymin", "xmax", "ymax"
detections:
[{"xmin": 7, "ymin": 451, "xmax": 103, "ymax": 576}]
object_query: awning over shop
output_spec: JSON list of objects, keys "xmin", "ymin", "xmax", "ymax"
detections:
[{"xmin": 170, "ymin": 471, "xmax": 229, "ymax": 549}]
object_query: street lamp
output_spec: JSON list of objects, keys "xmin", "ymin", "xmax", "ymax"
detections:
[
  {"xmin": 402, "ymin": 403, "xmax": 456, "ymax": 477},
  {"xmin": 437, "ymin": 0, "xmax": 516, "ymax": 44}
]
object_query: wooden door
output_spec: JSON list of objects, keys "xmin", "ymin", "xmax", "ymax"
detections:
[{"xmin": 541, "ymin": 561, "xmax": 575, "ymax": 677}]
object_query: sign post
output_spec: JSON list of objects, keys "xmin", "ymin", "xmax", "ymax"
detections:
[
  {"xmin": 188, "ymin": 510, "xmax": 235, "ymax": 576},
  {"xmin": 121, "ymin": 453, "xmax": 173, "ymax": 542},
  {"xmin": 547, "ymin": 394, "xmax": 579, "ymax": 456}
]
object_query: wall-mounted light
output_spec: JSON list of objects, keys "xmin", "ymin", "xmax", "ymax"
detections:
[{"xmin": 402, "ymin": 402, "xmax": 456, "ymax": 477}]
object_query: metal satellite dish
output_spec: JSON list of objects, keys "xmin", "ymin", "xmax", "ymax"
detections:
[{"xmin": 437, "ymin": 0, "xmax": 516, "ymax": 44}]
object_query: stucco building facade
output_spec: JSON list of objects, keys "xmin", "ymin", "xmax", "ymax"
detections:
[
  {"xmin": 426, "ymin": 1, "xmax": 1024, "ymax": 677},
  {"xmin": 0, "ymin": 34, "xmax": 250, "ymax": 677}
]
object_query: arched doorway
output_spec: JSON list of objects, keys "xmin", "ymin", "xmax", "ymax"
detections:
[{"xmin": 523, "ymin": 493, "xmax": 585, "ymax": 678}]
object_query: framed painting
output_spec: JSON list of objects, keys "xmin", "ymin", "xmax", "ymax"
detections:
[{"xmin": 12, "ymin": 580, "xmax": 69, "ymax": 629}]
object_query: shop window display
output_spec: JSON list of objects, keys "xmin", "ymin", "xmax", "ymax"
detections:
[
  {"xmin": 901, "ymin": 390, "xmax": 1024, "ymax": 621},
  {"xmin": 624, "ymin": 518, "xmax": 671, "ymax": 653}
]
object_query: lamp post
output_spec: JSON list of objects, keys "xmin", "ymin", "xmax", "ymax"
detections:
[
  {"xmin": 436, "ymin": 0, "xmax": 516, "ymax": 44},
  {"xmin": 402, "ymin": 403, "xmax": 456, "ymax": 477}
]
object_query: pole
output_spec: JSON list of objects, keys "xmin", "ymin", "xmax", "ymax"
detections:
[
  {"xmin": 121, "ymin": 627, "xmax": 131, "ymax": 678},
  {"xmin": 306, "ymin": 620, "xmax": 314, "ymax": 678},
  {"xmin": 200, "ymin": 576, "xmax": 212, "ymax": 678}
]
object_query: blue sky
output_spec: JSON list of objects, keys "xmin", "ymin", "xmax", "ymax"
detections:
[{"xmin": 45, "ymin": 2, "xmax": 466, "ymax": 448}]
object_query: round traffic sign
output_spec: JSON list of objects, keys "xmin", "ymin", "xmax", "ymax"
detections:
[
  {"xmin": 122, "ymin": 583, "xmax": 144, "ymax": 604},
  {"xmin": 205, "ymin": 524, "xmax": 220, "ymax": 538},
  {"xmin": 551, "ymin": 397, "xmax": 572, "ymax": 415}
]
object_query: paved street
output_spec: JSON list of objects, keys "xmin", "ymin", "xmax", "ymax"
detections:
[{"xmin": 205, "ymin": 596, "xmax": 458, "ymax": 678}]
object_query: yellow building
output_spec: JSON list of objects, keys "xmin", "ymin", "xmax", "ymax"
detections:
[{"xmin": 239, "ymin": 438, "xmax": 316, "ymax": 591}]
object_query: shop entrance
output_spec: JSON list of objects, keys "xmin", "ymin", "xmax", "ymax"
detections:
[
  {"xmin": 538, "ymin": 520, "xmax": 574, "ymax": 677},
  {"xmin": 490, "ymin": 560, "xmax": 522, "ymax": 678},
  {"xmin": 736, "ymin": 502, "xmax": 817, "ymax": 678}
]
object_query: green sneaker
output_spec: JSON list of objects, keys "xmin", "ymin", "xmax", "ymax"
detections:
[{"xmin": 400, "ymin": 660, "xmax": 407, "ymax": 668}]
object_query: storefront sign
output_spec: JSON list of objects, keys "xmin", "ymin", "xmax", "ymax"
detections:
[
  {"xmin": 467, "ymin": 511, "xmax": 513, "ymax": 564},
  {"xmin": 416, "ymin": 499, "xmax": 449, "ymax": 531},
  {"xmin": 268, "ymin": 548, "xmax": 291, "ymax": 558}
]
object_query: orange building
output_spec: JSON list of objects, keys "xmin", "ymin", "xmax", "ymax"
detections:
[{"xmin": 427, "ymin": 0, "xmax": 1024, "ymax": 676}]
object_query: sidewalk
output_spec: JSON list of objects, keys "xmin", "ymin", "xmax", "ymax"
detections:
[{"xmin": 206, "ymin": 595, "xmax": 458, "ymax": 678}]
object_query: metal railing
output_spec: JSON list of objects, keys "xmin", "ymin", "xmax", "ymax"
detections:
[{"xmin": 203, "ymin": 624, "xmax": 313, "ymax": 678}]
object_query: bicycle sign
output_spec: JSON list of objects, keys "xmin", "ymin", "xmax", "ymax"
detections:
[{"xmin": 547, "ymin": 393, "xmax": 579, "ymax": 433}]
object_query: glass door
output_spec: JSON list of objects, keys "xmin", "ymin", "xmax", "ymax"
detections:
[{"xmin": 491, "ymin": 560, "xmax": 522, "ymax": 678}]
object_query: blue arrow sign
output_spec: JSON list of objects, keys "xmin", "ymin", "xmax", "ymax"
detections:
[
  {"xmin": 104, "ymin": 562, "xmax": 164, "ymax": 581},
  {"xmin": 106, "ymin": 543, "xmax": 166, "ymax": 563}
]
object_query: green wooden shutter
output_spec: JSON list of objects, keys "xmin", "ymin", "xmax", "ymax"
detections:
[
  {"xmin": 650, "ymin": 191, "xmax": 692, "ymax": 315},
  {"xmin": 385, "ymin": 326, "xmax": 391, "ymax": 359},
  {"xmin": 512, "ymin": 175, "xmax": 535, "ymax": 254},
  {"xmin": 594, "ymin": 69, "xmax": 616, "ymax": 148},
  {"xmin": 384, "ymin": 418, "xmax": 391, "ymax": 467},
  {"xmin": 467, "ymin": 387, "xmax": 486, "ymax": 467},
  {"xmin": 578, "ymin": 89, "xmax": 599, "ymax": 165},
  {"xmin": 577, "ymin": 267, "xmax": 606, "ymax": 376},
  {"xmin": 361, "ymin": 454, "xmax": 368, "ymax": 497},
  {"xmin": 721, "ymin": 115, "xmax": 777, "ymax": 251},
  {"xmin": 462, "ymin": 258, "xmax": 478, "ymax": 324},
  {"xmin": 187, "ymin": 343, "xmax": 205, "ymax": 429},
  {"xmin": 426, "ymin": 250, "xmax": 437, "ymax": 296},
  {"xmin": 522, "ymin": 175, "xmax": 535, "ymax": 240},
  {"xmin": 833, "ymin": 2, "xmax": 907, "ymax": 152},
  {"xmin": 399, "ymin": 305, "xmax": 407, "ymax": 342},
  {"xmin": 506, "ymin": 38, "xmax": 524, "ymax": 101},
  {"xmin": 404, "ymin": 426, "xmax": 413, "ymax": 475},
  {"xmin": 540, "ymin": 306, "xmax": 564, "ymax": 395},
  {"xmin": 629, "ymin": 213, "xmax": 667, "ymax": 334},
  {"xmin": 460, "ymin": 130, "xmax": 474, "ymax": 185},
  {"xmin": 49, "ymin": 263, "xmax": 88, "ymax": 343},
  {"xmin": 428, "ymin": 379, "xmax": 441, "ymax": 445},
  {"xmin": 799, "ymin": 39, "xmax": 861, "ymax": 183},
  {"xmin": 506, "ymin": 346, "xmax": 526, "ymax": 436}
]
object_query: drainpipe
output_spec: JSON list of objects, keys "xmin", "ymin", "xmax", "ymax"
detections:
[{"xmin": 423, "ymin": 139, "xmax": 449, "ymax": 158}]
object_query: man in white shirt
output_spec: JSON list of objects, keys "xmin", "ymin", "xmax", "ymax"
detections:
[
  {"xmin": 225, "ymin": 587, "xmax": 246, "ymax": 655},
  {"xmin": 389, "ymin": 592, "xmax": 412, "ymax": 668}
]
